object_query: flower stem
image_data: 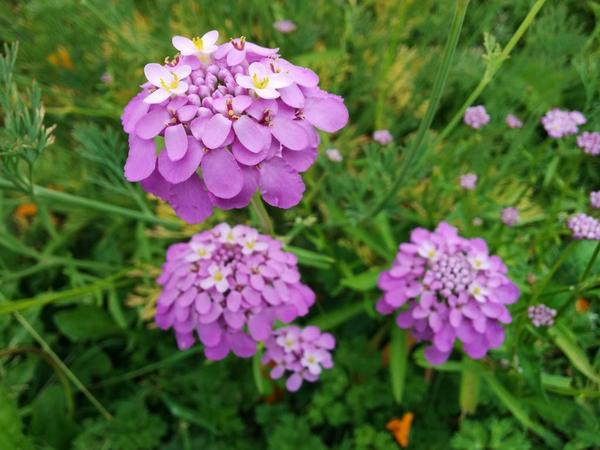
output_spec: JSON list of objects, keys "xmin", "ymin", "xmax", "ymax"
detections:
[
  {"xmin": 436, "ymin": 0, "xmax": 547, "ymax": 142},
  {"xmin": 369, "ymin": 0, "xmax": 470, "ymax": 217},
  {"xmin": 250, "ymin": 194, "xmax": 274, "ymax": 235}
]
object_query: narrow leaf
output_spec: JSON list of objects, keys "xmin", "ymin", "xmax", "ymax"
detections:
[
  {"xmin": 390, "ymin": 327, "xmax": 408, "ymax": 404},
  {"xmin": 549, "ymin": 323, "xmax": 600, "ymax": 384}
]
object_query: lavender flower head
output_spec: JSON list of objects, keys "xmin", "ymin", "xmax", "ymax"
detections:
[
  {"xmin": 464, "ymin": 105, "xmax": 490, "ymax": 129},
  {"xmin": 373, "ymin": 129, "xmax": 393, "ymax": 145},
  {"xmin": 501, "ymin": 207, "xmax": 519, "ymax": 227},
  {"xmin": 568, "ymin": 213, "xmax": 600, "ymax": 240},
  {"xmin": 541, "ymin": 108, "xmax": 584, "ymax": 138},
  {"xmin": 273, "ymin": 20, "xmax": 297, "ymax": 33},
  {"xmin": 528, "ymin": 304, "xmax": 556, "ymax": 327},
  {"xmin": 459, "ymin": 173, "xmax": 477, "ymax": 190},
  {"xmin": 577, "ymin": 132, "xmax": 600, "ymax": 156},
  {"xmin": 590, "ymin": 191, "xmax": 600, "ymax": 209},
  {"xmin": 155, "ymin": 223, "xmax": 316, "ymax": 360},
  {"xmin": 376, "ymin": 222, "xmax": 520, "ymax": 365},
  {"xmin": 505, "ymin": 114, "xmax": 523, "ymax": 129},
  {"xmin": 325, "ymin": 148, "xmax": 343, "ymax": 162},
  {"xmin": 121, "ymin": 31, "xmax": 349, "ymax": 223},
  {"xmin": 262, "ymin": 325, "xmax": 335, "ymax": 391}
]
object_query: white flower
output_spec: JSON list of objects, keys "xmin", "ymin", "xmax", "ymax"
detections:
[
  {"xmin": 235, "ymin": 62, "xmax": 292, "ymax": 99},
  {"xmin": 325, "ymin": 148, "xmax": 343, "ymax": 162},
  {"xmin": 301, "ymin": 349, "xmax": 323, "ymax": 375},
  {"xmin": 276, "ymin": 330, "xmax": 300, "ymax": 353},
  {"xmin": 172, "ymin": 31, "xmax": 219, "ymax": 59},
  {"xmin": 185, "ymin": 242, "xmax": 215, "ymax": 262},
  {"xmin": 201, "ymin": 264, "xmax": 231, "ymax": 293},
  {"xmin": 240, "ymin": 231, "xmax": 268, "ymax": 255},
  {"xmin": 468, "ymin": 253, "xmax": 491, "ymax": 271},
  {"xmin": 417, "ymin": 242, "xmax": 438, "ymax": 260},
  {"xmin": 216, "ymin": 224, "xmax": 245, "ymax": 245},
  {"xmin": 468, "ymin": 282, "xmax": 489, "ymax": 303},
  {"xmin": 143, "ymin": 63, "xmax": 191, "ymax": 104}
]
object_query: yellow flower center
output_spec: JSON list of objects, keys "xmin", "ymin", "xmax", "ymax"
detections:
[
  {"xmin": 252, "ymin": 73, "xmax": 269, "ymax": 89},
  {"xmin": 192, "ymin": 36, "xmax": 204, "ymax": 50},
  {"xmin": 214, "ymin": 272, "xmax": 223, "ymax": 282},
  {"xmin": 472, "ymin": 286, "xmax": 481, "ymax": 295},
  {"xmin": 427, "ymin": 249, "xmax": 436, "ymax": 258},
  {"xmin": 245, "ymin": 240, "xmax": 256, "ymax": 249},
  {"xmin": 285, "ymin": 338, "xmax": 294, "ymax": 348},
  {"xmin": 307, "ymin": 356, "xmax": 316, "ymax": 364},
  {"xmin": 160, "ymin": 73, "xmax": 179, "ymax": 92},
  {"xmin": 197, "ymin": 248, "xmax": 207, "ymax": 257}
]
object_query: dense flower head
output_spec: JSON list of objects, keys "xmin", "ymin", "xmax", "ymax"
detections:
[
  {"xmin": 528, "ymin": 304, "xmax": 556, "ymax": 327},
  {"xmin": 325, "ymin": 148, "xmax": 343, "ymax": 162},
  {"xmin": 376, "ymin": 222, "xmax": 520, "ymax": 365},
  {"xmin": 590, "ymin": 191, "xmax": 600, "ymax": 209},
  {"xmin": 121, "ymin": 31, "xmax": 349, "ymax": 223},
  {"xmin": 154, "ymin": 223, "xmax": 316, "ymax": 360},
  {"xmin": 262, "ymin": 325, "xmax": 335, "ymax": 391},
  {"xmin": 373, "ymin": 129, "xmax": 393, "ymax": 144},
  {"xmin": 273, "ymin": 20, "xmax": 297, "ymax": 33},
  {"xmin": 541, "ymin": 108, "xmax": 585, "ymax": 138},
  {"xmin": 463, "ymin": 105, "xmax": 490, "ymax": 129},
  {"xmin": 501, "ymin": 207, "xmax": 519, "ymax": 226},
  {"xmin": 567, "ymin": 213, "xmax": 600, "ymax": 240},
  {"xmin": 577, "ymin": 131, "xmax": 600, "ymax": 156},
  {"xmin": 459, "ymin": 173, "xmax": 477, "ymax": 190},
  {"xmin": 505, "ymin": 114, "xmax": 523, "ymax": 129}
]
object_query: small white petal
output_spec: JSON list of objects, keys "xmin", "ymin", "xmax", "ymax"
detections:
[
  {"xmin": 202, "ymin": 30, "xmax": 219, "ymax": 46},
  {"xmin": 254, "ymin": 88, "xmax": 280, "ymax": 99},
  {"xmin": 143, "ymin": 88, "xmax": 171, "ymax": 104},
  {"xmin": 172, "ymin": 36, "xmax": 197, "ymax": 55}
]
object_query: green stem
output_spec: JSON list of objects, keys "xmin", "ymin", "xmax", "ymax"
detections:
[
  {"xmin": 579, "ymin": 241, "xmax": 600, "ymax": 283},
  {"xmin": 250, "ymin": 194, "xmax": 274, "ymax": 235},
  {"xmin": 370, "ymin": 0, "xmax": 470, "ymax": 217},
  {"xmin": 0, "ymin": 178, "xmax": 180, "ymax": 228},
  {"xmin": 14, "ymin": 312, "xmax": 112, "ymax": 420},
  {"xmin": 437, "ymin": 0, "xmax": 547, "ymax": 142}
]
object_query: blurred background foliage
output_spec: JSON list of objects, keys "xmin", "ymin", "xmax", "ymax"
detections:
[{"xmin": 1, "ymin": 0, "xmax": 600, "ymax": 449}]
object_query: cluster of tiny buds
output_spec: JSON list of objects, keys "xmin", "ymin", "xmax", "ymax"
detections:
[{"xmin": 528, "ymin": 304, "xmax": 556, "ymax": 327}]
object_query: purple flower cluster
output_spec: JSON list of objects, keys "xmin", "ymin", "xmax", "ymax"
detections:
[
  {"xmin": 541, "ymin": 108, "xmax": 586, "ymax": 138},
  {"xmin": 376, "ymin": 222, "xmax": 520, "ymax": 365},
  {"xmin": 459, "ymin": 173, "xmax": 477, "ymax": 190},
  {"xmin": 373, "ymin": 129, "xmax": 393, "ymax": 145},
  {"xmin": 121, "ymin": 31, "xmax": 348, "ymax": 223},
  {"xmin": 528, "ymin": 304, "xmax": 556, "ymax": 327},
  {"xmin": 505, "ymin": 114, "xmax": 523, "ymax": 129},
  {"xmin": 577, "ymin": 132, "xmax": 600, "ymax": 156},
  {"xmin": 155, "ymin": 223, "xmax": 316, "ymax": 360},
  {"xmin": 501, "ymin": 207, "xmax": 519, "ymax": 227},
  {"xmin": 262, "ymin": 325, "xmax": 335, "ymax": 391},
  {"xmin": 590, "ymin": 191, "xmax": 600, "ymax": 209},
  {"xmin": 464, "ymin": 105, "xmax": 490, "ymax": 129},
  {"xmin": 567, "ymin": 213, "xmax": 600, "ymax": 240}
]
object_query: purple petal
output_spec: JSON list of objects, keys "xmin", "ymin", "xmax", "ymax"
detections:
[
  {"xmin": 424, "ymin": 346, "xmax": 451, "ymax": 365},
  {"xmin": 201, "ymin": 114, "xmax": 232, "ymax": 149},
  {"xmin": 135, "ymin": 108, "xmax": 171, "ymax": 139},
  {"xmin": 209, "ymin": 165, "xmax": 258, "ymax": 210},
  {"xmin": 232, "ymin": 139, "xmax": 269, "ymax": 165},
  {"xmin": 286, "ymin": 374, "xmax": 303, "ymax": 392},
  {"xmin": 164, "ymin": 124, "xmax": 188, "ymax": 161},
  {"xmin": 158, "ymin": 136, "xmax": 203, "ymax": 183},
  {"xmin": 271, "ymin": 117, "xmax": 309, "ymax": 150},
  {"xmin": 201, "ymin": 148, "xmax": 243, "ymax": 199},
  {"xmin": 282, "ymin": 147, "xmax": 317, "ymax": 173},
  {"xmin": 233, "ymin": 116, "xmax": 269, "ymax": 153},
  {"xmin": 204, "ymin": 340, "xmax": 230, "ymax": 361},
  {"xmin": 227, "ymin": 332, "xmax": 256, "ymax": 358},
  {"xmin": 259, "ymin": 157, "xmax": 305, "ymax": 208},
  {"xmin": 124, "ymin": 135, "xmax": 157, "ymax": 182},
  {"xmin": 140, "ymin": 168, "xmax": 171, "ymax": 201},
  {"xmin": 279, "ymin": 84, "xmax": 305, "ymax": 108},
  {"xmin": 122, "ymin": 93, "xmax": 149, "ymax": 133},
  {"xmin": 248, "ymin": 311, "xmax": 273, "ymax": 341},
  {"xmin": 168, "ymin": 175, "xmax": 213, "ymax": 223},
  {"xmin": 177, "ymin": 105, "xmax": 198, "ymax": 122},
  {"xmin": 303, "ymin": 96, "xmax": 349, "ymax": 132},
  {"xmin": 198, "ymin": 322, "xmax": 223, "ymax": 347}
]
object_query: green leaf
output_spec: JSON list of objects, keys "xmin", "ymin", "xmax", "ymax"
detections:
[
  {"xmin": 413, "ymin": 348, "xmax": 463, "ymax": 372},
  {"xmin": 389, "ymin": 327, "xmax": 408, "ymax": 404},
  {"xmin": 310, "ymin": 300, "xmax": 369, "ymax": 330},
  {"xmin": 160, "ymin": 394, "xmax": 219, "ymax": 435},
  {"xmin": 341, "ymin": 267, "xmax": 383, "ymax": 292},
  {"xmin": 284, "ymin": 245, "xmax": 334, "ymax": 269},
  {"xmin": 253, "ymin": 345, "xmax": 266, "ymax": 395},
  {"xmin": 549, "ymin": 323, "xmax": 600, "ymax": 384},
  {"xmin": 53, "ymin": 304, "xmax": 120, "ymax": 341},
  {"xmin": 0, "ymin": 382, "xmax": 34, "ymax": 450},
  {"xmin": 459, "ymin": 362, "xmax": 480, "ymax": 415}
]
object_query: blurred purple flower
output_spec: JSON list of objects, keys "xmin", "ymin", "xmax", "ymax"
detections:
[
  {"xmin": 373, "ymin": 129, "xmax": 393, "ymax": 144},
  {"xmin": 154, "ymin": 223, "xmax": 316, "ymax": 360},
  {"xmin": 501, "ymin": 207, "xmax": 519, "ymax": 227},
  {"xmin": 464, "ymin": 105, "xmax": 490, "ymax": 129},
  {"xmin": 528, "ymin": 304, "xmax": 556, "ymax": 327},
  {"xmin": 376, "ymin": 222, "xmax": 520, "ymax": 365},
  {"xmin": 541, "ymin": 108, "xmax": 584, "ymax": 138},
  {"xmin": 100, "ymin": 72, "xmax": 113, "ymax": 84},
  {"xmin": 577, "ymin": 131, "xmax": 600, "ymax": 156},
  {"xmin": 121, "ymin": 31, "xmax": 349, "ymax": 223},
  {"xmin": 325, "ymin": 148, "xmax": 343, "ymax": 162},
  {"xmin": 568, "ymin": 213, "xmax": 600, "ymax": 240},
  {"xmin": 273, "ymin": 20, "xmax": 297, "ymax": 33},
  {"xmin": 505, "ymin": 114, "xmax": 522, "ymax": 129},
  {"xmin": 459, "ymin": 173, "xmax": 477, "ymax": 190},
  {"xmin": 262, "ymin": 325, "xmax": 335, "ymax": 391},
  {"xmin": 590, "ymin": 191, "xmax": 600, "ymax": 209}
]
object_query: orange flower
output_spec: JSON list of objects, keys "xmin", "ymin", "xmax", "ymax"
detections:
[
  {"xmin": 14, "ymin": 202, "xmax": 38, "ymax": 219},
  {"xmin": 576, "ymin": 298, "xmax": 590, "ymax": 313},
  {"xmin": 48, "ymin": 47, "xmax": 74, "ymax": 70},
  {"xmin": 386, "ymin": 412, "xmax": 414, "ymax": 448}
]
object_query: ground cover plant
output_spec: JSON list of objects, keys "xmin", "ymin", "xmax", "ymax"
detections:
[{"xmin": 1, "ymin": 0, "xmax": 600, "ymax": 449}]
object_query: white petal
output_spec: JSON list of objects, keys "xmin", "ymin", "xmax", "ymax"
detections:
[
  {"xmin": 268, "ymin": 73, "xmax": 293, "ymax": 89},
  {"xmin": 144, "ymin": 63, "xmax": 170, "ymax": 87},
  {"xmin": 173, "ymin": 64, "xmax": 192, "ymax": 79},
  {"xmin": 255, "ymin": 88, "xmax": 280, "ymax": 99},
  {"xmin": 202, "ymin": 30, "xmax": 219, "ymax": 46},
  {"xmin": 171, "ymin": 81, "xmax": 188, "ymax": 95},
  {"xmin": 235, "ymin": 74, "xmax": 255, "ymax": 89},
  {"xmin": 201, "ymin": 44, "xmax": 218, "ymax": 54},
  {"xmin": 248, "ymin": 62, "xmax": 268, "ymax": 79},
  {"xmin": 172, "ymin": 36, "xmax": 197, "ymax": 55},
  {"xmin": 143, "ymin": 88, "xmax": 171, "ymax": 104}
]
